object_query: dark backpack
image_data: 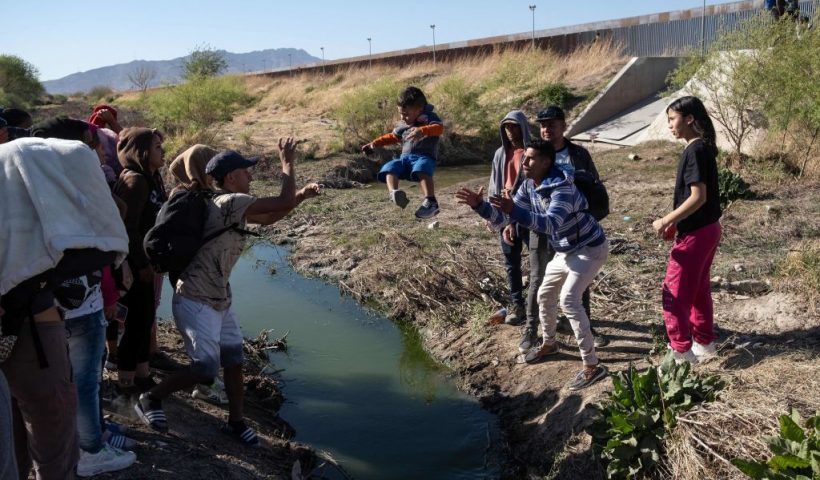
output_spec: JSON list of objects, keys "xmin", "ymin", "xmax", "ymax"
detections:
[
  {"xmin": 143, "ymin": 189, "xmax": 256, "ymax": 280},
  {"xmin": 573, "ymin": 169, "xmax": 609, "ymax": 221}
]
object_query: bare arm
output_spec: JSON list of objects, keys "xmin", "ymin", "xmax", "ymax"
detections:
[
  {"xmin": 247, "ymin": 183, "xmax": 322, "ymax": 225},
  {"xmin": 652, "ymin": 182, "xmax": 707, "ymax": 236},
  {"xmin": 245, "ymin": 137, "xmax": 298, "ymax": 218}
]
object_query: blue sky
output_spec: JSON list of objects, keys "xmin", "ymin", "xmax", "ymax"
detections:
[{"xmin": 5, "ymin": 0, "xmax": 736, "ymax": 81}]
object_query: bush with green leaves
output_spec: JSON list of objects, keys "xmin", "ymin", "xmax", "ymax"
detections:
[
  {"xmin": 331, "ymin": 77, "xmax": 403, "ymax": 151},
  {"xmin": 537, "ymin": 83, "xmax": 571, "ymax": 109},
  {"xmin": 0, "ymin": 55, "xmax": 45, "ymax": 108},
  {"xmin": 588, "ymin": 354, "xmax": 724, "ymax": 479},
  {"xmin": 140, "ymin": 75, "xmax": 253, "ymax": 136},
  {"xmin": 670, "ymin": 10, "xmax": 820, "ymax": 174},
  {"xmin": 732, "ymin": 409, "xmax": 820, "ymax": 480},
  {"xmin": 183, "ymin": 45, "xmax": 228, "ymax": 81},
  {"xmin": 718, "ymin": 167, "xmax": 753, "ymax": 208}
]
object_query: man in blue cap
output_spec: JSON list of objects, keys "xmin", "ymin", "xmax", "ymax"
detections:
[{"xmin": 136, "ymin": 138, "xmax": 320, "ymax": 446}]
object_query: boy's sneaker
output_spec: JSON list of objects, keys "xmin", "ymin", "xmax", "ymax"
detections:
[
  {"xmin": 390, "ymin": 189, "xmax": 409, "ymax": 209},
  {"xmin": 524, "ymin": 340, "xmax": 559, "ymax": 363},
  {"xmin": 670, "ymin": 346, "xmax": 699, "ymax": 365},
  {"xmin": 691, "ymin": 341, "xmax": 717, "ymax": 361},
  {"xmin": 567, "ymin": 364, "xmax": 609, "ymax": 391},
  {"xmin": 414, "ymin": 198, "xmax": 440, "ymax": 219},
  {"xmin": 192, "ymin": 382, "xmax": 229, "ymax": 405},
  {"xmin": 518, "ymin": 327, "xmax": 537, "ymax": 353},
  {"xmin": 76, "ymin": 443, "xmax": 136, "ymax": 477},
  {"xmin": 504, "ymin": 304, "xmax": 526, "ymax": 326}
]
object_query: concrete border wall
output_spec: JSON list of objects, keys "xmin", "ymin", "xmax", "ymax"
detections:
[{"xmin": 566, "ymin": 57, "xmax": 681, "ymax": 137}]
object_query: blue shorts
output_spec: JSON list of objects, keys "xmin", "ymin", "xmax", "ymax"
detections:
[{"xmin": 377, "ymin": 154, "xmax": 436, "ymax": 183}]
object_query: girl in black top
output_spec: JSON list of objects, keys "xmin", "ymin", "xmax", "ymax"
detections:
[{"xmin": 652, "ymin": 96, "xmax": 722, "ymax": 365}]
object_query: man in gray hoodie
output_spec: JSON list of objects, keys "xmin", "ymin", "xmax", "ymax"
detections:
[{"xmin": 487, "ymin": 111, "xmax": 531, "ymax": 325}]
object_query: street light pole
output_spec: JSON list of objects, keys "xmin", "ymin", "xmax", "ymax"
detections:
[
  {"xmin": 367, "ymin": 37, "xmax": 372, "ymax": 69},
  {"xmin": 430, "ymin": 24, "xmax": 436, "ymax": 66},
  {"xmin": 529, "ymin": 5, "xmax": 537, "ymax": 49},
  {"xmin": 320, "ymin": 46, "xmax": 325, "ymax": 75},
  {"xmin": 701, "ymin": 0, "xmax": 706, "ymax": 58}
]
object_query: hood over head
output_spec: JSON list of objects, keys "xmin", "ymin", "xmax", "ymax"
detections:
[
  {"xmin": 499, "ymin": 110, "xmax": 530, "ymax": 150},
  {"xmin": 117, "ymin": 127, "xmax": 160, "ymax": 173},
  {"xmin": 169, "ymin": 144, "xmax": 218, "ymax": 190}
]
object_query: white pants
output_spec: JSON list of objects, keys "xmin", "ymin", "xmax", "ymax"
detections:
[
  {"xmin": 537, "ymin": 240, "xmax": 609, "ymax": 366},
  {"xmin": 172, "ymin": 293, "xmax": 244, "ymax": 377}
]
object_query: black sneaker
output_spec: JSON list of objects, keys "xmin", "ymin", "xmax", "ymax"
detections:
[
  {"xmin": 518, "ymin": 327, "xmax": 537, "ymax": 353},
  {"xmin": 567, "ymin": 365, "xmax": 609, "ymax": 391},
  {"xmin": 504, "ymin": 304, "xmax": 526, "ymax": 326},
  {"xmin": 556, "ymin": 316, "xmax": 573, "ymax": 335},
  {"xmin": 593, "ymin": 333, "xmax": 610, "ymax": 348},
  {"xmin": 414, "ymin": 198, "xmax": 440, "ymax": 219}
]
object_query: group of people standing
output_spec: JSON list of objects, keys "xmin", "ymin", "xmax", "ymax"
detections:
[
  {"xmin": 0, "ymin": 85, "xmax": 724, "ymax": 478},
  {"xmin": 0, "ymin": 106, "xmax": 319, "ymax": 479},
  {"xmin": 456, "ymin": 97, "xmax": 723, "ymax": 388}
]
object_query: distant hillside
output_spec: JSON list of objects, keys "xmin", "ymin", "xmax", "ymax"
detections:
[{"xmin": 42, "ymin": 48, "xmax": 319, "ymax": 95}]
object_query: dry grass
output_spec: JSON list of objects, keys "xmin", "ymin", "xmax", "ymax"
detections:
[
  {"xmin": 776, "ymin": 239, "xmax": 820, "ymax": 313},
  {"xmin": 222, "ymin": 42, "xmax": 627, "ymax": 160},
  {"xmin": 657, "ymin": 351, "xmax": 820, "ymax": 480}
]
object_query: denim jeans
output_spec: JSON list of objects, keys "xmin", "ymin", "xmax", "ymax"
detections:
[
  {"xmin": 65, "ymin": 310, "xmax": 107, "ymax": 453},
  {"xmin": 499, "ymin": 224, "xmax": 529, "ymax": 309}
]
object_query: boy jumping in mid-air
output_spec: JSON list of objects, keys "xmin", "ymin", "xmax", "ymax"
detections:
[{"xmin": 361, "ymin": 86, "xmax": 444, "ymax": 219}]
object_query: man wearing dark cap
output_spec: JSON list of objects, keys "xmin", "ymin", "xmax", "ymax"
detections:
[
  {"xmin": 136, "ymin": 138, "xmax": 320, "ymax": 446},
  {"xmin": 515, "ymin": 106, "xmax": 608, "ymax": 353}
]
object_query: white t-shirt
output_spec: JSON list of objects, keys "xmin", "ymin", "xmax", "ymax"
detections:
[
  {"xmin": 175, "ymin": 192, "xmax": 256, "ymax": 311},
  {"xmin": 555, "ymin": 147, "xmax": 572, "ymax": 170}
]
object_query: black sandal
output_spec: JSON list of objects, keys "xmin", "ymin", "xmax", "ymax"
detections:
[
  {"xmin": 135, "ymin": 393, "xmax": 168, "ymax": 432},
  {"xmin": 221, "ymin": 420, "xmax": 260, "ymax": 447}
]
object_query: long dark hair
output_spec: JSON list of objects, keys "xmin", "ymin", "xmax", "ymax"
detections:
[{"xmin": 666, "ymin": 96, "xmax": 718, "ymax": 156}]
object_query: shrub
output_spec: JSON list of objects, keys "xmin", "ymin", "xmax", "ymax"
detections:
[
  {"xmin": 183, "ymin": 45, "xmax": 228, "ymax": 81},
  {"xmin": 140, "ymin": 75, "xmax": 253, "ymax": 136},
  {"xmin": 717, "ymin": 167, "xmax": 753, "ymax": 207},
  {"xmin": 537, "ymin": 83, "xmax": 571, "ymax": 109},
  {"xmin": 87, "ymin": 85, "xmax": 114, "ymax": 103},
  {"xmin": 0, "ymin": 55, "xmax": 45, "ymax": 108},
  {"xmin": 588, "ymin": 354, "xmax": 723, "ymax": 479},
  {"xmin": 732, "ymin": 409, "xmax": 820, "ymax": 479},
  {"xmin": 331, "ymin": 77, "xmax": 402, "ymax": 151}
]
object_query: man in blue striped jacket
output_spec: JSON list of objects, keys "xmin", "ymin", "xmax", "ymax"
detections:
[{"xmin": 456, "ymin": 138, "xmax": 609, "ymax": 391}]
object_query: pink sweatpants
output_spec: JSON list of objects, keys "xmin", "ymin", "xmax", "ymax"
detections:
[{"xmin": 662, "ymin": 221, "xmax": 721, "ymax": 353}]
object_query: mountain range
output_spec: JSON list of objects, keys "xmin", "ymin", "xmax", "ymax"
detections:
[{"xmin": 42, "ymin": 48, "xmax": 320, "ymax": 95}]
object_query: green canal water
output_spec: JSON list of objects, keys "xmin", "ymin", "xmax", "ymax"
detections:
[{"xmin": 158, "ymin": 242, "xmax": 501, "ymax": 479}]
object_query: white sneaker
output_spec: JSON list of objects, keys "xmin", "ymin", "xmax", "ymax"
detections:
[
  {"xmin": 77, "ymin": 443, "xmax": 137, "ymax": 477},
  {"xmin": 691, "ymin": 341, "xmax": 717, "ymax": 360},
  {"xmin": 192, "ymin": 382, "xmax": 229, "ymax": 405},
  {"xmin": 670, "ymin": 347, "xmax": 699, "ymax": 365}
]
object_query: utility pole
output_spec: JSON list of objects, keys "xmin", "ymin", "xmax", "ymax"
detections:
[
  {"xmin": 430, "ymin": 24, "xmax": 436, "ymax": 66},
  {"xmin": 701, "ymin": 0, "xmax": 706, "ymax": 58},
  {"xmin": 320, "ymin": 46, "xmax": 325, "ymax": 75},
  {"xmin": 529, "ymin": 5, "xmax": 537, "ymax": 49},
  {"xmin": 367, "ymin": 37, "xmax": 372, "ymax": 69}
]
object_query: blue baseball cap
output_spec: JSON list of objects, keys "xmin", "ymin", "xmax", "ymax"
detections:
[{"xmin": 206, "ymin": 150, "xmax": 259, "ymax": 181}]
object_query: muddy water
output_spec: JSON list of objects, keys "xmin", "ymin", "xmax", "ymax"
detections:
[{"xmin": 158, "ymin": 243, "xmax": 500, "ymax": 479}]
